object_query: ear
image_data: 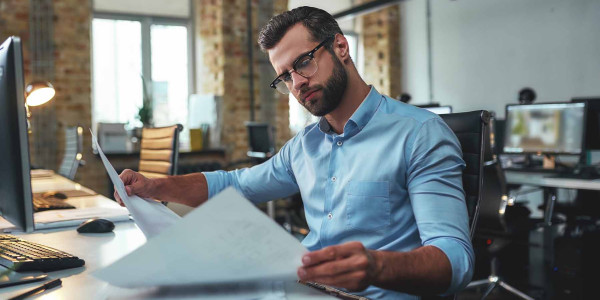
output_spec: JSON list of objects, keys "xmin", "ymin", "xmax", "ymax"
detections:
[{"xmin": 332, "ymin": 34, "xmax": 351, "ymax": 64}]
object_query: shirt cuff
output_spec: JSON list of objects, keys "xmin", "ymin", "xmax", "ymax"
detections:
[
  {"xmin": 202, "ymin": 170, "xmax": 230, "ymax": 199},
  {"xmin": 427, "ymin": 237, "xmax": 474, "ymax": 295}
]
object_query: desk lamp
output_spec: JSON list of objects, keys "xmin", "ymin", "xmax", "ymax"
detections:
[
  {"xmin": 25, "ymin": 81, "xmax": 55, "ymax": 106},
  {"xmin": 24, "ymin": 81, "xmax": 56, "ymax": 133}
]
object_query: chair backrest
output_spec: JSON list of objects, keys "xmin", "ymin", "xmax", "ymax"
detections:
[
  {"xmin": 58, "ymin": 126, "xmax": 83, "ymax": 180},
  {"xmin": 439, "ymin": 110, "xmax": 490, "ymax": 239},
  {"xmin": 245, "ymin": 122, "xmax": 275, "ymax": 159},
  {"xmin": 138, "ymin": 124, "xmax": 183, "ymax": 178}
]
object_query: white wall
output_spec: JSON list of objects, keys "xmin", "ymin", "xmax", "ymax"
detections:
[{"xmin": 401, "ymin": 0, "xmax": 600, "ymax": 118}]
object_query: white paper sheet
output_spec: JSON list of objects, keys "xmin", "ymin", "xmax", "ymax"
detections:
[
  {"xmin": 91, "ymin": 130, "xmax": 181, "ymax": 238},
  {"xmin": 92, "ymin": 187, "xmax": 308, "ymax": 287}
]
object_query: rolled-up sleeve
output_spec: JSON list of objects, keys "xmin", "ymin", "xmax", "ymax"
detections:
[
  {"xmin": 203, "ymin": 138, "xmax": 300, "ymax": 204},
  {"xmin": 406, "ymin": 118, "xmax": 475, "ymax": 295}
]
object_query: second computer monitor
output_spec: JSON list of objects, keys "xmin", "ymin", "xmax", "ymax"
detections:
[{"xmin": 504, "ymin": 102, "xmax": 586, "ymax": 154}]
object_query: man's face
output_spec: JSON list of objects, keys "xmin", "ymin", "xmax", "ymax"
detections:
[{"xmin": 268, "ymin": 24, "xmax": 347, "ymax": 117}]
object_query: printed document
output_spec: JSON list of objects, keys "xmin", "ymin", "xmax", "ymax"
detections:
[{"xmin": 93, "ymin": 187, "xmax": 308, "ymax": 287}]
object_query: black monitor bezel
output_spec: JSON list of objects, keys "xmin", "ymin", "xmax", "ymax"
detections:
[
  {"xmin": 0, "ymin": 37, "xmax": 34, "ymax": 232},
  {"xmin": 571, "ymin": 97, "xmax": 600, "ymax": 151},
  {"xmin": 503, "ymin": 102, "xmax": 588, "ymax": 155}
]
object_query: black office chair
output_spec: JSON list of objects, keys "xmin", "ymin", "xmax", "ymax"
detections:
[
  {"xmin": 245, "ymin": 122, "xmax": 276, "ymax": 163},
  {"xmin": 421, "ymin": 111, "xmax": 489, "ymax": 300},
  {"xmin": 57, "ymin": 125, "xmax": 85, "ymax": 180},
  {"xmin": 439, "ymin": 110, "xmax": 490, "ymax": 239}
]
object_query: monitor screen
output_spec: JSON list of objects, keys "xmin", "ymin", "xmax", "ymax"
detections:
[
  {"xmin": 0, "ymin": 37, "xmax": 34, "ymax": 232},
  {"xmin": 503, "ymin": 102, "xmax": 586, "ymax": 154},
  {"xmin": 425, "ymin": 106, "xmax": 452, "ymax": 114}
]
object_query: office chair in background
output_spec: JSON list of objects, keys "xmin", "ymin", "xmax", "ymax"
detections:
[
  {"xmin": 138, "ymin": 124, "xmax": 188, "ymax": 216},
  {"xmin": 245, "ymin": 122, "xmax": 276, "ymax": 163},
  {"xmin": 58, "ymin": 125, "xmax": 85, "ymax": 180},
  {"xmin": 138, "ymin": 124, "xmax": 183, "ymax": 178}
]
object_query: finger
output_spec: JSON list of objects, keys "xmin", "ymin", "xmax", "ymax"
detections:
[
  {"xmin": 302, "ymin": 241, "xmax": 364, "ymax": 266},
  {"xmin": 308, "ymin": 270, "xmax": 369, "ymax": 292},
  {"xmin": 127, "ymin": 180, "xmax": 146, "ymax": 196},
  {"xmin": 119, "ymin": 169, "xmax": 136, "ymax": 184},
  {"xmin": 113, "ymin": 190, "xmax": 124, "ymax": 206},
  {"xmin": 299, "ymin": 253, "xmax": 369, "ymax": 280}
]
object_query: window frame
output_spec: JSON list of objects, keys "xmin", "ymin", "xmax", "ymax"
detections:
[{"xmin": 91, "ymin": 12, "xmax": 194, "ymax": 129}]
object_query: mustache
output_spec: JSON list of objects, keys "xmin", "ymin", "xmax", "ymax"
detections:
[{"xmin": 300, "ymin": 86, "xmax": 322, "ymax": 101}]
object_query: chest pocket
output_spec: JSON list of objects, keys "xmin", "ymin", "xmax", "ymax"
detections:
[{"xmin": 346, "ymin": 181, "xmax": 391, "ymax": 232}]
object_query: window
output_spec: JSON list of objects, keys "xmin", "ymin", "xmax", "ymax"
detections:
[
  {"xmin": 288, "ymin": 33, "xmax": 359, "ymax": 134},
  {"xmin": 92, "ymin": 19, "xmax": 143, "ymax": 127},
  {"xmin": 92, "ymin": 15, "xmax": 191, "ymax": 144}
]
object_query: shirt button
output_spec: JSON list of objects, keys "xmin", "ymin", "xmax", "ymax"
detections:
[
  {"xmin": 336, "ymin": 141, "xmax": 343, "ymax": 146},
  {"xmin": 327, "ymin": 212, "xmax": 333, "ymax": 219},
  {"xmin": 331, "ymin": 176, "xmax": 337, "ymax": 182}
]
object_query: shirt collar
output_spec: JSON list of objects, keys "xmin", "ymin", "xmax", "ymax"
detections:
[{"xmin": 318, "ymin": 86, "xmax": 382, "ymax": 136}]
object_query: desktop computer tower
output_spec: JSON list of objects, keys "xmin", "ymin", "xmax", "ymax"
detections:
[{"xmin": 552, "ymin": 226, "xmax": 600, "ymax": 299}]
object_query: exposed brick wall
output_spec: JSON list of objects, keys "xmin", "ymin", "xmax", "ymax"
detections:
[
  {"xmin": 52, "ymin": 0, "xmax": 104, "ymax": 193},
  {"xmin": 195, "ymin": 0, "xmax": 290, "ymax": 162},
  {"xmin": 0, "ymin": 0, "xmax": 31, "ymax": 80},
  {"xmin": 360, "ymin": 2, "xmax": 402, "ymax": 98}
]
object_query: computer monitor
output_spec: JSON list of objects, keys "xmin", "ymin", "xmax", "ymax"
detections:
[
  {"xmin": 571, "ymin": 97, "xmax": 600, "ymax": 150},
  {"xmin": 424, "ymin": 105, "xmax": 452, "ymax": 114},
  {"xmin": 0, "ymin": 37, "xmax": 35, "ymax": 232},
  {"xmin": 503, "ymin": 102, "xmax": 586, "ymax": 154}
]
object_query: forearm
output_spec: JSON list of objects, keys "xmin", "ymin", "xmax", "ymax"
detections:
[
  {"xmin": 370, "ymin": 245, "xmax": 451, "ymax": 295},
  {"xmin": 151, "ymin": 173, "xmax": 208, "ymax": 207}
]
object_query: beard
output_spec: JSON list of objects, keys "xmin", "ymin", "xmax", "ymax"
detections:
[{"xmin": 299, "ymin": 54, "xmax": 348, "ymax": 117}]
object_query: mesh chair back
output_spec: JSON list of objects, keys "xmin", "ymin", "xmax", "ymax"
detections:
[
  {"xmin": 139, "ymin": 124, "xmax": 183, "ymax": 178},
  {"xmin": 58, "ymin": 126, "xmax": 83, "ymax": 180},
  {"xmin": 439, "ymin": 111, "xmax": 490, "ymax": 239}
]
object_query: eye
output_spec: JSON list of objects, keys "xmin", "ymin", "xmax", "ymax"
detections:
[
  {"xmin": 282, "ymin": 72, "xmax": 292, "ymax": 82},
  {"xmin": 295, "ymin": 56, "xmax": 312, "ymax": 70}
]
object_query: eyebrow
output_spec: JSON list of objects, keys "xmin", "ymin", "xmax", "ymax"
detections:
[{"xmin": 275, "ymin": 49, "xmax": 313, "ymax": 79}]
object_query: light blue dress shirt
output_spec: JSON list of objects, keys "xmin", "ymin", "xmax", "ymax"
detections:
[{"xmin": 204, "ymin": 87, "xmax": 474, "ymax": 299}]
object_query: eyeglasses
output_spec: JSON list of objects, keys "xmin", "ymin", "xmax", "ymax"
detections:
[{"xmin": 270, "ymin": 36, "xmax": 335, "ymax": 95}]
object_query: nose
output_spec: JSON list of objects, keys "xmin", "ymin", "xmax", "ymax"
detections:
[{"xmin": 291, "ymin": 71, "xmax": 308, "ymax": 93}]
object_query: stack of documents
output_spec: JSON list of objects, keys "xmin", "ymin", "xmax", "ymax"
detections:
[{"xmin": 91, "ymin": 131, "xmax": 308, "ymax": 288}]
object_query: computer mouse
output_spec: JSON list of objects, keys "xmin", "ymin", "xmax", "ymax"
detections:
[
  {"xmin": 77, "ymin": 218, "xmax": 115, "ymax": 233},
  {"xmin": 42, "ymin": 191, "xmax": 68, "ymax": 199}
]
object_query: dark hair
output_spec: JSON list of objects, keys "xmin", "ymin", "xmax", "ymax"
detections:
[
  {"xmin": 518, "ymin": 87, "xmax": 536, "ymax": 104},
  {"xmin": 258, "ymin": 6, "xmax": 343, "ymax": 52}
]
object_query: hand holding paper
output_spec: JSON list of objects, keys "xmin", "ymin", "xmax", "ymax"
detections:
[{"xmin": 91, "ymin": 130, "xmax": 181, "ymax": 238}]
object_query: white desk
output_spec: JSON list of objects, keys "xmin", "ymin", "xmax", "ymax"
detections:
[
  {"xmin": 0, "ymin": 176, "xmax": 336, "ymax": 299},
  {"xmin": 505, "ymin": 170, "xmax": 600, "ymax": 191}
]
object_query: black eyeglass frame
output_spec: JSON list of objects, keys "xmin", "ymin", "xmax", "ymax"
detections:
[{"xmin": 269, "ymin": 36, "xmax": 335, "ymax": 90}]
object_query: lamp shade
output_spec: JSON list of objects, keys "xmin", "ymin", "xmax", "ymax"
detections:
[{"xmin": 25, "ymin": 81, "xmax": 55, "ymax": 106}]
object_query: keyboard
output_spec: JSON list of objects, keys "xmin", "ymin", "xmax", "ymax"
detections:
[
  {"xmin": 0, "ymin": 234, "xmax": 85, "ymax": 271},
  {"xmin": 33, "ymin": 196, "xmax": 75, "ymax": 212}
]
